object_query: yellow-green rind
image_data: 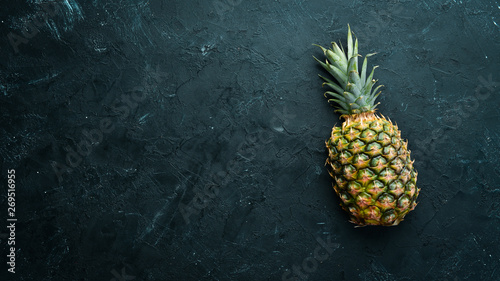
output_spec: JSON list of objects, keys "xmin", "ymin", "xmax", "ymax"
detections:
[{"xmin": 325, "ymin": 112, "xmax": 419, "ymax": 226}]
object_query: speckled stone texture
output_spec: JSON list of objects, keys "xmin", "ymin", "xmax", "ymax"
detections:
[{"xmin": 0, "ymin": 0, "xmax": 499, "ymax": 280}]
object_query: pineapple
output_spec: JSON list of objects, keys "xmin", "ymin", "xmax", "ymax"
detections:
[{"xmin": 314, "ymin": 25, "xmax": 419, "ymax": 226}]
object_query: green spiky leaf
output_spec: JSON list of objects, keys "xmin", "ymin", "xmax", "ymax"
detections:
[
  {"xmin": 314, "ymin": 25, "xmax": 383, "ymax": 115},
  {"xmin": 323, "ymin": 82, "xmax": 344, "ymax": 95},
  {"xmin": 325, "ymin": 91, "xmax": 347, "ymax": 102},
  {"xmin": 331, "ymin": 42, "xmax": 347, "ymax": 67},
  {"xmin": 361, "ymin": 53, "xmax": 375, "ymax": 83}
]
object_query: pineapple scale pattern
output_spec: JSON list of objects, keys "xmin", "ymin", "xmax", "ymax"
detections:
[{"xmin": 326, "ymin": 115, "xmax": 419, "ymax": 226}]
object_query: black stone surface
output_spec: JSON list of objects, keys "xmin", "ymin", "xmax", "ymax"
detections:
[{"xmin": 1, "ymin": 0, "xmax": 500, "ymax": 280}]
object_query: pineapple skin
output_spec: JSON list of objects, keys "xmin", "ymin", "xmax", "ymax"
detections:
[{"xmin": 326, "ymin": 111, "xmax": 419, "ymax": 226}]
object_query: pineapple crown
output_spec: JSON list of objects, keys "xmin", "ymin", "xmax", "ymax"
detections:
[{"xmin": 314, "ymin": 25, "xmax": 383, "ymax": 116}]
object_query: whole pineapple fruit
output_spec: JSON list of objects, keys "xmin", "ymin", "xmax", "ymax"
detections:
[{"xmin": 315, "ymin": 25, "xmax": 420, "ymax": 226}]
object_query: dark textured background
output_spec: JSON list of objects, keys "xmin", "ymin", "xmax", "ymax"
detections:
[{"xmin": 1, "ymin": 0, "xmax": 500, "ymax": 280}]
